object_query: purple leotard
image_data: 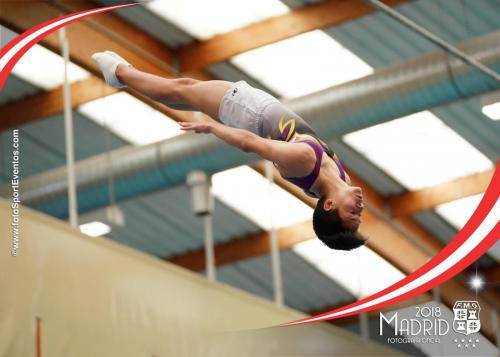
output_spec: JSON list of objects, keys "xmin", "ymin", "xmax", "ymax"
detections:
[
  {"xmin": 283, "ymin": 140, "xmax": 346, "ymax": 197},
  {"xmin": 258, "ymin": 102, "xmax": 347, "ymax": 196}
]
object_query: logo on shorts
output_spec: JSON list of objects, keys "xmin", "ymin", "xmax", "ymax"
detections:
[
  {"xmin": 453, "ymin": 301, "xmax": 481, "ymax": 335},
  {"xmin": 278, "ymin": 115, "xmax": 296, "ymax": 142},
  {"xmin": 232, "ymin": 88, "xmax": 238, "ymax": 96}
]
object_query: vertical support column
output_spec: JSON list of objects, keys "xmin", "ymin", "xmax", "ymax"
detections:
[
  {"xmin": 36, "ymin": 316, "xmax": 42, "ymax": 357},
  {"xmin": 356, "ymin": 249, "xmax": 369, "ymax": 340},
  {"xmin": 359, "ymin": 312, "xmax": 370, "ymax": 341},
  {"xmin": 203, "ymin": 213, "xmax": 215, "ymax": 281},
  {"xmin": 59, "ymin": 26, "xmax": 78, "ymax": 227},
  {"xmin": 432, "ymin": 286, "xmax": 441, "ymax": 304},
  {"xmin": 491, "ymin": 308, "xmax": 500, "ymax": 350},
  {"xmin": 0, "ymin": 27, "xmax": 5, "ymax": 70},
  {"xmin": 432, "ymin": 286, "xmax": 445, "ymax": 357},
  {"xmin": 186, "ymin": 171, "xmax": 215, "ymax": 281},
  {"xmin": 265, "ymin": 161, "xmax": 284, "ymax": 307}
]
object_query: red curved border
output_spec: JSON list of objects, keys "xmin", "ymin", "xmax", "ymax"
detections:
[
  {"xmin": 284, "ymin": 161, "xmax": 499, "ymax": 326},
  {"xmin": 1, "ymin": 3, "xmax": 498, "ymax": 327},
  {"xmin": 0, "ymin": 3, "xmax": 138, "ymax": 91}
]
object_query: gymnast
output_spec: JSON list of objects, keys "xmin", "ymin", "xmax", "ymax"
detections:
[{"xmin": 92, "ymin": 51, "xmax": 366, "ymax": 251}]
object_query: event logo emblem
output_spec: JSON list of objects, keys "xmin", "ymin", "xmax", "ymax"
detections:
[{"xmin": 453, "ymin": 301, "xmax": 481, "ymax": 335}]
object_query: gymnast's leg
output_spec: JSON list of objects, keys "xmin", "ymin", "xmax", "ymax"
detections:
[{"xmin": 92, "ymin": 51, "xmax": 232, "ymax": 120}]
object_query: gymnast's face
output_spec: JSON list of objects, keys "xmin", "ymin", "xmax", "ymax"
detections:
[{"xmin": 335, "ymin": 186, "xmax": 364, "ymax": 231}]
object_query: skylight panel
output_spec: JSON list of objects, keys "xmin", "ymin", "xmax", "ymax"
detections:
[
  {"xmin": 79, "ymin": 221, "xmax": 111, "ymax": 237},
  {"xmin": 12, "ymin": 42, "xmax": 90, "ymax": 90},
  {"xmin": 231, "ymin": 30, "xmax": 373, "ymax": 98},
  {"xmin": 482, "ymin": 102, "xmax": 500, "ymax": 120},
  {"xmin": 435, "ymin": 193, "xmax": 483, "ymax": 230},
  {"xmin": 78, "ymin": 92, "xmax": 182, "ymax": 145},
  {"xmin": 145, "ymin": 0, "xmax": 289, "ymax": 40},
  {"xmin": 342, "ymin": 111, "xmax": 493, "ymax": 190},
  {"xmin": 211, "ymin": 165, "xmax": 312, "ymax": 230},
  {"xmin": 437, "ymin": 193, "xmax": 499, "ymax": 262},
  {"xmin": 293, "ymin": 240, "xmax": 405, "ymax": 299},
  {"xmin": 481, "ymin": 90, "xmax": 500, "ymax": 120}
]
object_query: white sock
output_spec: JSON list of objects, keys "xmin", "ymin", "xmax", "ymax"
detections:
[{"xmin": 91, "ymin": 51, "xmax": 130, "ymax": 88}]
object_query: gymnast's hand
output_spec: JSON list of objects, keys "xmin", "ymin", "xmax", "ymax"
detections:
[{"xmin": 179, "ymin": 121, "xmax": 217, "ymax": 134}]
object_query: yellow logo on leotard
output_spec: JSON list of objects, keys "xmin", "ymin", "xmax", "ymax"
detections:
[{"xmin": 278, "ymin": 115, "xmax": 296, "ymax": 142}]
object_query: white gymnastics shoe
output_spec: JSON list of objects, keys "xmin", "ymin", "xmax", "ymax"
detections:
[{"xmin": 91, "ymin": 51, "xmax": 131, "ymax": 88}]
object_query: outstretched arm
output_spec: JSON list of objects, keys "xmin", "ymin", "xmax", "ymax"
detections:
[{"xmin": 179, "ymin": 121, "xmax": 313, "ymax": 170}]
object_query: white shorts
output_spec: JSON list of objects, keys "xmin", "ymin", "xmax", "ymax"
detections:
[{"xmin": 218, "ymin": 81, "xmax": 279, "ymax": 136}]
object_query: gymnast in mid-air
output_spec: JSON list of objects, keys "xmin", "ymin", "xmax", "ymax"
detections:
[{"xmin": 92, "ymin": 51, "xmax": 366, "ymax": 251}]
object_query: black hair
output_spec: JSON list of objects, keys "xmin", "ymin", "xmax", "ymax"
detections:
[{"xmin": 312, "ymin": 196, "xmax": 367, "ymax": 251}]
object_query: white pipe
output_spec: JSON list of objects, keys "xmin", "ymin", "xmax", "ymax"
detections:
[
  {"xmin": 6, "ymin": 32, "xmax": 500, "ymax": 209},
  {"xmin": 59, "ymin": 26, "xmax": 78, "ymax": 227},
  {"xmin": 203, "ymin": 213, "xmax": 216, "ymax": 282},
  {"xmin": 265, "ymin": 161, "xmax": 284, "ymax": 307}
]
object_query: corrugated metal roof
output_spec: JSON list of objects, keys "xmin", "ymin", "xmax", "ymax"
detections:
[
  {"xmin": 326, "ymin": 0, "xmax": 500, "ymax": 163},
  {"xmin": 0, "ymin": 111, "xmax": 261, "ymax": 257},
  {"xmin": 412, "ymin": 211, "xmax": 496, "ymax": 267},
  {"xmin": 433, "ymin": 97, "xmax": 500, "ymax": 162},
  {"xmin": 281, "ymin": 0, "xmax": 322, "ymax": 9},
  {"xmin": 322, "ymin": 0, "xmax": 499, "ymax": 263},
  {"xmin": 1, "ymin": 0, "xmax": 498, "ymax": 318},
  {"xmin": 333, "ymin": 131, "xmax": 495, "ymax": 266},
  {"xmin": 203, "ymin": 0, "xmax": 500, "ymax": 179},
  {"xmin": 328, "ymin": 0, "xmax": 500, "ymax": 66},
  {"xmin": 0, "ymin": 75, "xmax": 40, "ymax": 106},
  {"xmin": 108, "ymin": 185, "xmax": 260, "ymax": 257},
  {"xmin": 217, "ymin": 250, "xmax": 355, "ymax": 311},
  {"xmin": 0, "ymin": 112, "xmax": 128, "ymax": 183}
]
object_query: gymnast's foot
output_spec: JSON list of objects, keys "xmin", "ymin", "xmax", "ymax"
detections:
[{"xmin": 91, "ymin": 51, "xmax": 130, "ymax": 88}]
